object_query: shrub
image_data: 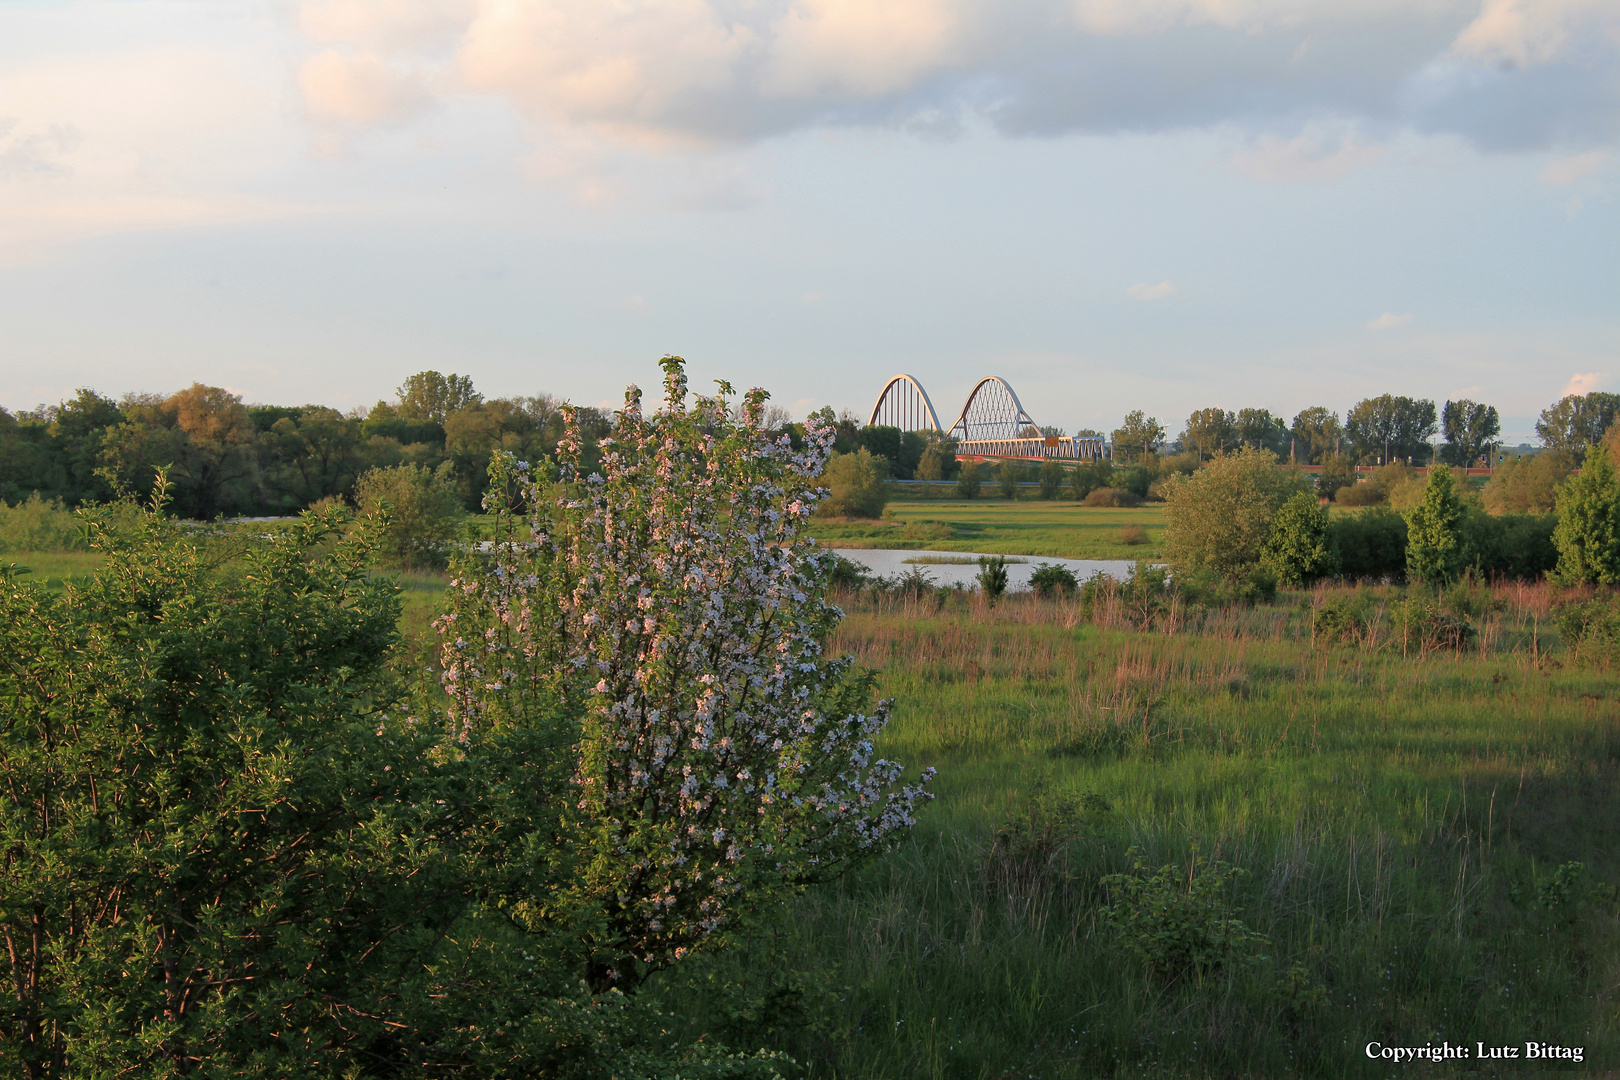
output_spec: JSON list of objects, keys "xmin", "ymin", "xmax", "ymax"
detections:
[
  {"xmin": 1392, "ymin": 595, "xmax": 1476, "ymax": 654},
  {"xmin": 1068, "ymin": 461, "xmax": 1111, "ymax": 500},
  {"xmin": 1330, "ymin": 506, "xmax": 1408, "ymax": 581},
  {"xmin": 1029, "ymin": 562, "xmax": 1078, "ymax": 598},
  {"xmin": 1079, "ymin": 563, "xmax": 1176, "ymax": 628},
  {"xmin": 1084, "ymin": 487, "xmax": 1141, "ymax": 508},
  {"xmin": 915, "ymin": 438, "xmax": 960, "ymax": 481},
  {"xmin": 1114, "ymin": 466, "xmax": 1155, "ymax": 499},
  {"xmin": 956, "ymin": 459, "xmax": 982, "ymax": 498},
  {"xmin": 997, "ymin": 459, "xmax": 1025, "ymax": 499},
  {"xmin": 1461, "ymin": 511, "xmax": 1558, "ymax": 580},
  {"xmin": 1335, "ymin": 482, "xmax": 1378, "ymax": 506},
  {"xmin": 818, "ymin": 448, "xmax": 890, "ymax": 518},
  {"xmin": 354, "ymin": 460, "xmax": 464, "ymax": 569},
  {"xmin": 1317, "ymin": 455, "xmax": 1355, "ymax": 499},
  {"xmin": 1405, "ymin": 464, "xmax": 1467, "ymax": 586},
  {"xmin": 1038, "ymin": 461, "xmax": 1065, "ymax": 499},
  {"xmin": 1262, "ymin": 491, "xmax": 1337, "ymax": 586},
  {"xmin": 1553, "ymin": 444, "xmax": 1620, "ymax": 585},
  {"xmin": 1162, "ymin": 447, "xmax": 1311, "ymax": 581},
  {"xmin": 1119, "ymin": 522, "xmax": 1149, "ymax": 545},
  {"xmin": 1100, "ymin": 850, "xmax": 1270, "ymax": 986},
  {"xmin": 1554, "ymin": 594, "xmax": 1620, "ymax": 666},
  {"xmin": 1313, "ymin": 596, "xmax": 1368, "ymax": 646},
  {"xmin": 0, "ymin": 493, "xmax": 88, "ymax": 553},
  {"xmin": 440, "ymin": 359, "xmax": 934, "ymax": 990},
  {"xmin": 977, "ymin": 554, "xmax": 1010, "ymax": 601},
  {"xmin": 1484, "ymin": 452, "xmax": 1569, "ymax": 514}
]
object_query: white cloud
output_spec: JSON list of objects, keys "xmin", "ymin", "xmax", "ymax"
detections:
[
  {"xmin": 1225, "ymin": 127, "xmax": 1385, "ymax": 184},
  {"xmin": 765, "ymin": 0, "xmax": 960, "ymax": 98},
  {"xmin": 1451, "ymin": 0, "xmax": 1620, "ymax": 68},
  {"xmin": 1368, "ymin": 312, "xmax": 1413, "ymax": 329},
  {"xmin": 1562, "ymin": 372, "xmax": 1605, "ymax": 396},
  {"xmin": 618, "ymin": 294, "xmax": 653, "ymax": 317},
  {"xmin": 1128, "ymin": 280, "xmax": 1175, "ymax": 300},
  {"xmin": 299, "ymin": 50, "xmax": 432, "ymax": 126},
  {"xmin": 1541, "ymin": 150, "xmax": 1611, "ymax": 186}
]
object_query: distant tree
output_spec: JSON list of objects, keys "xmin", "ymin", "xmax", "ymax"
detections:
[
  {"xmin": 998, "ymin": 459, "xmax": 1025, "ymax": 499},
  {"xmin": 859, "ymin": 424, "xmax": 902, "ymax": 464},
  {"xmin": 1404, "ymin": 464, "xmax": 1467, "ymax": 586},
  {"xmin": 1236, "ymin": 408, "xmax": 1288, "ymax": 457},
  {"xmin": 1345, "ymin": 395, "xmax": 1438, "ymax": 465},
  {"xmin": 1069, "ymin": 460, "xmax": 1111, "ymax": 500},
  {"xmin": 1111, "ymin": 411, "xmax": 1165, "ymax": 464},
  {"xmin": 1038, "ymin": 461, "xmax": 1065, "ymax": 499},
  {"xmin": 1537, "ymin": 392, "xmax": 1620, "ymax": 460},
  {"xmin": 46, "ymin": 389, "xmax": 124, "ymax": 503},
  {"xmin": 1162, "ymin": 447, "xmax": 1311, "ymax": 580},
  {"xmin": 354, "ymin": 461, "xmax": 465, "ymax": 569},
  {"xmin": 1182, "ymin": 407, "xmax": 1236, "ymax": 460},
  {"xmin": 1439, "ymin": 400, "xmax": 1501, "ymax": 467},
  {"xmin": 396, "ymin": 370, "xmax": 481, "ymax": 422},
  {"xmin": 1553, "ymin": 445, "xmax": 1620, "ymax": 585},
  {"xmin": 1482, "ymin": 452, "xmax": 1569, "ymax": 514},
  {"xmin": 1289, "ymin": 407, "xmax": 1342, "ymax": 465},
  {"xmin": 916, "ymin": 435, "xmax": 960, "ymax": 481},
  {"xmin": 857, "ymin": 425, "xmax": 926, "ymax": 479},
  {"xmin": 260, "ymin": 406, "xmax": 364, "ymax": 510},
  {"xmin": 956, "ymin": 459, "xmax": 982, "ymax": 499},
  {"xmin": 818, "ymin": 449, "xmax": 889, "ymax": 518},
  {"xmin": 1317, "ymin": 454, "xmax": 1356, "ymax": 499},
  {"xmin": 1040, "ymin": 425, "xmax": 1066, "ymax": 437},
  {"xmin": 1263, "ymin": 491, "xmax": 1338, "ymax": 586},
  {"xmin": 976, "ymin": 555, "xmax": 1009, "ymax": 602}
]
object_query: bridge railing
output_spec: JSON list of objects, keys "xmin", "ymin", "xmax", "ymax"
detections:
[{"xmin": 958, "ymin": 436, "xmax": 1107, "ymax": 461}]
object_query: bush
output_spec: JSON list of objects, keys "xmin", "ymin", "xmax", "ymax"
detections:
[
  {"xmin": 1029, "ymin": 562, "xmax": 1078, "ymax": 598},
  {"xmin": 354, "ymin": 460, "xmax": 464, "ymax": 569},
  {"xmin": 1038, "ymin": 461, "xmax": 1065, "ymax": 499},
  {"xmin": 1335, "ymin": 482, "xmax": 1378, "ymax": 506},
  {"xmin": 1119, "ymin": 522, "xmax": 1149, "ymax": 545},
  {"xmin": 1114, "ymin": 466, "xmax": 1155, "ymax": 500},
  {"xmin": 1079, "ymin": 563, "xmax": 1176, "ymax": 628},
  {"xmin": 1262, "ymin": 491, "xmax": 1337, "ymax": 586},
  {"xmin": 1330, "ymin": 506, "xmax": 1408, "ymax": 581},
  {"xmin": 1068, "ymin": 461, "xmax": 1111, "ymax": 500},
  {"xmin": 1317, "ymin": 455, "xmax": 1355, "ymax": 499},
  {"xmin": 977, "ymin": 555, "xmax": 1010, "ymax": 601},
  {"xmin": 1313, "ymin": 596, "xmax": 1368, "ymax": 646},
  {"xmin": 818, "ymin": 448, "xmax": 890, "ymax": 518},
  {"xmin": 0, "ymin": 493, "xmax": 88, "ymax": 553},
  {"xmin": 1553, "ymin": 444, "xmax": 1620, "ymax": 585},
  {"xmin": 1461, "ymin": 511, "xmax": 1558, "ymax": 580},
  {"xmin": 916, "ymin": 439, "xmax": 960, "ymax": 481},
  {"xmin": 1554, "ymin": 594, "xmax": 1620, "ymax": 666},
  {"xmin": 1100, "ymin": 850, "xmax": 1269, "ymax": 986},
  {"xmin": 1484, "ymin": 452, "xmax": 1569, "ymax": 514},
  {"xmin": 1405, "ymin": 464, "xmax": 1467, "ymax": 586},
  {"xmin": 1084, "ymin": 487, "xmax": 1141, "ymax": 508},
  {"xmin": 957, "ymin": 459, "xmax": 982, "ymax": 499},
  {"xmin": 997, "ymin": 460, "xmax": 1025, "ymax": 499},
  {"xmin": 1392, "ymin": 596, "xmax": 1476, "ymax": 654},
  {"xmin": 1162, "ymin": 447, "xmax": 1311, "ymax": 581}
]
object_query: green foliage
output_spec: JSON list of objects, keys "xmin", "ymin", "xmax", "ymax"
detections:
[
  {"xmin": 1100, "ymin": 850, "xmax": 1269, "ymax": 985},
  {"xmin": 1110, "ymin": 411, "xmax": 1164, "ymax": 464},
  {"xmin": 1553, "ymin": 444, "xmax": 1620, "ymax": 585},
  {"xmin": 1262, "ymin": 491, "xmax": 1337, "ymax": 586},
  {"xmin": 1329, "ymin": 506, "xmax": 1408, "ymax": 581},
  {"xmin": 1028, "ymin": 562, "xmax": 1078, "ymax": 598},
  {"xmin": 396, "ymin": 369, "xmax": 481, "ymax": 421},
  {"xmin": 1067, "ymin": 460, "xmax": 1111, "ymax": 500},
  {"xmin": 1181, "ymin": 407, "xmax": 1236, "ymax": 459},
  {"xmin": 1312, "ymin": 594, "xmax": 1370, "ymax": 645},
  {"xmin": 1483, "ymin": 452, "xmax": 1569, "ymax": 514},
  {"xmin": 1113, "ymin": 465, "xmax": 1154, "ymax": 499},
  {"xmin": 1316, "ymin": 453, "xmax": 1355, "ymax": 498},
  {"xmin": 1343, "ymin": 394, "xmax": 1438, "ymax": 465},
  {"xmin": 0, "ymin": 493, "xmax": 88, "ymax": 553},
  {"xmin": 914, "ymin": 436, "xmax": 960, "ymax": 481},
  {"xmin": 818, "ymin": 448, "xmax": 890, "ymax": 518},
  {"xmin": 1553, "ymin": 594, "xmax": 1620, "ymax": 666},
  {"xmin": 1404, "ymin": 463, "xmax": 1467, "ymax": 586},
  {"xmin": 1392, "ymin": 595, "xmax": 1476, "ymax": 654},
  {"xmin": 1460, "ymin": 511, "xmax": 1558, "ymax": 580},
  {"xmin": 1162, "ymin": 447, "xmax": 1310, "ymax": 581},
  {"xmin": 996, "ymin": 459, "xmax": 1024, "ymax": 499},
  {"xmin": 1439, "ymin": 399, "xmax": 1500, "ymax": 466},
  {"xmin": 1038, "ymin": 461, "xmax": 1064, "ymax": 499},
  {"xmin": 1536, "ymin": 392, "xmax": 1620, "ymax": 459},
  {"xmin": 354, "ymin": 460, "xmax": 465, "ymax": 569},
  {"xmin": 1078, "ymin": 562, "xmax": 1177, "ymax": 627},
  {"xmin": 955, "ymin": 459, "xmax": 982, "ymax": 499},
  {"xmin": 1082, "ymin": 486, "xmax": 1141, "ymax": 507},
  {"xmin": 976, "ymin": 555, "xmax": 1009, "ymax": 601},
  {"xmin": 1290, "ymin": 406, "xmax": 1341, "ymax": 465}
]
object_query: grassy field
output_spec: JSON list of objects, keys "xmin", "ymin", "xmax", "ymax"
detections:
[
  {"xmin": 646, "ymin": 583, "xmax": 1620, "ymax": 1078},
  {"xmin": 2, "ymin": 550, "xmax": 105, "ymax": 587},
  {"xmin": 809, "ymin": 500, "xmax": 1166, "ymax": 560}
]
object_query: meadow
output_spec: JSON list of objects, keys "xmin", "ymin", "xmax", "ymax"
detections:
[
  {"xmin": 6, "ymin": 505, "xmax": 1615, "ymax": 1077},
  {"xmin": 808, "ymin": 500, "xmax": 1167, "ymax": 560},
  {"xmin": 642, "ymin": 582, "xmax": 1620, "ymax": 1078}
]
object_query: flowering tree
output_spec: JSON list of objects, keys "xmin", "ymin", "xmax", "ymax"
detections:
[{"xmin": 437, "ymin": 356, "xmax": 933, "ymax": 989}]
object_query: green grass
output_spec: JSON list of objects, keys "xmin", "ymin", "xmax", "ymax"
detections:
[
  {"xmin": 646, "ymin": 583, "xmax": 1620, "ymax": 1077},
  {"xmin": 2, "ymin": 551, "xmax": 106, "ymax": 588},
  {"xmin": 809, "ymin": 500, "xmax": 1166, "ymax": 560}
]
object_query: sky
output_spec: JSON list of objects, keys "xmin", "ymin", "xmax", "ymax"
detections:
[{"xmin": 1, "ymin": 0, "xmax": 1616, "ymax": 443}]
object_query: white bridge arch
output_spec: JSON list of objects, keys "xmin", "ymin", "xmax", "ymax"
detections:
[{"xmin": 866, "ymin": 373, "xmax": 1105, "ymax": 461}]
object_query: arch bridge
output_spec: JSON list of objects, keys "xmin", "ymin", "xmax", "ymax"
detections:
[{"xmin": 868, "ymin": 373, "xmax": 1105, "ymax": 461}]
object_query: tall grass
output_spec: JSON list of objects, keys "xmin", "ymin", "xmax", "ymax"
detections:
[{"xmin": 647, "ymin": 583, "xmax": 1620, "ymax": 1077}]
